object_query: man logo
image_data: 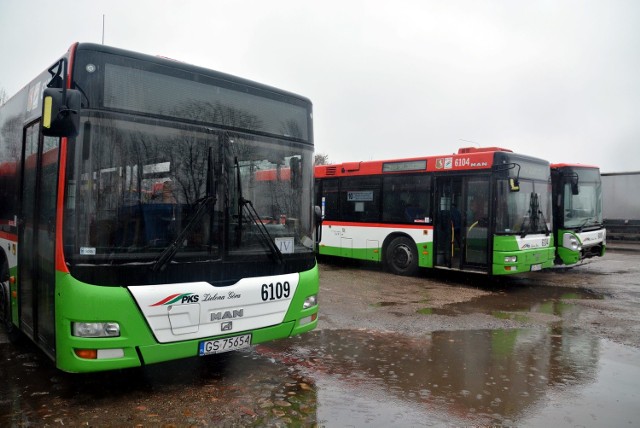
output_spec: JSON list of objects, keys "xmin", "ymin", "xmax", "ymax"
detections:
[
  {"xmin": 221, "ymin": 322, "xmax": 233, "ymax": 331},
  {"xmin": 210, "ymin": 309, "xmax": 244, "ymax": 321}
]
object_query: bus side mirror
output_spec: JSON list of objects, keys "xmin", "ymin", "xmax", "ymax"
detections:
[
  {"xmin": 509, "ymin": 178, "xmax": 520, "ymax": 192},
  {"xmin": 42, "ymin": 88, "xmax": 81, "ymax": 137},
  {"xmin": 570, "ymin": 176, "xmax": 579, "ymax": 195},
  {"xmin": 314, "ymin": 205, "xmax": 323, "ymax": 244}
]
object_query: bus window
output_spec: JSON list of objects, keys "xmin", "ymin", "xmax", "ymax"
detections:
[
  {"xmin": 318, "ymin": 178, "xmax": 339, "ymax": 220},
  {"xmin": 382, "ymin": 174, "xmax": 431, "ymax": 223},
  {"xmin": 340, "ymin": 177, "xmax": 381, "ymax": 222}
]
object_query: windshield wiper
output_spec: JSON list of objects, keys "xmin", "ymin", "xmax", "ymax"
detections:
[
  {"xmin": 538, "ymin": 205, "xmax": 550, "ymax": 236},
  {"xmin": 576, "ymin": 217, "xmax": 595, "ymax": 232},
  {"xmin": 151, "ymin": 147, "xmax": 218, "ymax": 272},
  {"xmin": 234, "ymin": 157, "xmax": 284, "ymax": 264},
  {"xmin": 519, "ymin": 195, "xmax": 535, "ymax": 238},
  {"xmin": 150, "ymin": 195, "xmax": 216, "ymax": 272},
  {"xmin": 519, "ymin": 216, "xmax": 531, "ymax": 238},
  {"xmin": 240, "ymin": 197, "xmax": 285, "ymax": 264},
  {"xmin": 519, "ymin": 193, "xmax": 549, "ymax": 238}
]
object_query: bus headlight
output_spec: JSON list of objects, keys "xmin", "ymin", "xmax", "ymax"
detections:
[
  {"xmin": 504, "ymin": 256, "xmax": 517, "ymax": 263},
  {"xmin": 72, "ymin": 322, "xmax": 120, "ymax": 338},
  {"xmin": 563, "ymin": 233, "xmax": 582, "ymax": 251},
  {"xmin": 303, "ymin": 295, "xmax": 318, "ymax": 309}
]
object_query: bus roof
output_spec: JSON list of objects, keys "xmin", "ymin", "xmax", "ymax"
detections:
[
  {"xmin": 316, "ymin": 147, "xmax": 516, "ymax": 177},
  {"xmin": 74, "ymin": 43, "xmax": 312, "ymax": 106},
  {"xmin": 551, "ymin": 163, "xmax": 601, "ymax": 170}
]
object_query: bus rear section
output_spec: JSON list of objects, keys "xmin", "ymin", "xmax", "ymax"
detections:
[
  {"xmin": 551, "ymin": 164, "xmax": 606, "ymax": 265},
  {"xmin": 0, "ymin": 42, "xmax": 318, "ymax": 373},
  {"xmin": 315, "ymin": 147, "xmax": 556, "ymax": 276}
]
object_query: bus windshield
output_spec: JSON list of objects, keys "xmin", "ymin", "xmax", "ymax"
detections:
[
  {"xmin": 496, "ymin": 178, "xmax": 552, "ymax": 236},
  {"xmin": 63, "ymin": 115, "xmax": 314, "ymax": 269},
  {"xmin": 562, "ymin": 178, "xmax": 603, "ymax": 229}
]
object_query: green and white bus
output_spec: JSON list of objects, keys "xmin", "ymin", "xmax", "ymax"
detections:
[
  {"xmin": 551, "ymin": 163, "xmax": 606, "ymax": 265},
  {"xmin": 0, "ymin": 43, "xmax": 318, "ymax": 373},
  {"xmin": 315, "ymin": 147, "xmax": 555, "ymax": 276}
]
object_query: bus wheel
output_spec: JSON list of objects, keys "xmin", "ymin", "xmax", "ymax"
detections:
[
  {"xmin": 386, "ymin": 236, "xmax": 418, "ymax": 276},
  {"xmin": 0, "ymin": 261, "xmax": 19, "ymax": 343}
]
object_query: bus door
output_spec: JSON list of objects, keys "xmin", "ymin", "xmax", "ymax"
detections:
[
  {"xmin": 463, "ymin": 177, "xmax": 490, "ymax": 270},
  {"xmin": 434, "ymin": 175, "xmax": 490, "ymax": 272},
  {"xmin": 18, "ymin": 122, "xmax": 59, "ymax": 357},
  {"xmin": 434, "ymin": 176, "xmax": 461, "ymax": 268}
]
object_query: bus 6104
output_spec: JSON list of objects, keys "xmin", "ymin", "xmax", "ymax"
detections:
[
  {"xmin": 315, "ymin": 147, "xmax": 555, "ymax": 276},
  {"xmin": 0, "ymin": 43, "xmax": 318, "ymax": 373},
  {"xmin": 551, "ymin": 163, "xmax": 606, "ymax": 265}
]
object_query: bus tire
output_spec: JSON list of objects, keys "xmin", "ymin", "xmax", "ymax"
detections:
[
  {"xmin": 385, "ymin": 236, "xmax": 418, "ymax": 276},
  {"xmin": 0, "ymin": 260, "xmax": 19, "ymax": 343}
]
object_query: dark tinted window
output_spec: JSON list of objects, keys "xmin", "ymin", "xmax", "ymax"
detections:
[
  {"xmin": 382, "ymin": 174, "xmax": 431, "ymax": 223},
  {"xmin": 339, "ymin": 177, "xmax": 381, "ymax": 222},
  {"xmin": 318, "ymin": 178, "xmax": 340, "ymax": 220},
  {"xmin": 73, "ymin": 50, "xmax": 311, "ymax": 142}
]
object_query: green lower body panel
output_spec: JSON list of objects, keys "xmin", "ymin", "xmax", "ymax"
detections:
[
  {"xmin": 492, "ymin": 247, "xmax": 555, "ymax": 275},
  {"xmin": 319, "ymin": 241, "xmax": 434, "ymax": 268},
  {"xmin": 141, "ymin": 321, "xmax": 299, "ymax": 365},
  {"xmin": 556, "ymin": 247, "xmax": 580, "ymax": 265},
  {"xmin": 53, "ymin": 265, "xmax": 319, "ymax": 373},
  {"xmin": 319, "ymin": 244, "xmax": 381, "ymax": 262}
]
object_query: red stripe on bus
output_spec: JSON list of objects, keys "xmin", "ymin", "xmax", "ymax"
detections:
[
  {"xmin": 551, "ymin": 163, "xmax": 600, "ymax": 169},
  {"xmin": 150, "ymin": 294, "xmax": 182, "ymax": 306},
  {"xmin": 0, "ymin": 231, "xmax": 17, "ymax": 242},
  {"xmin": 314, "ymin": 150, "xmax": 498, "ymax": 178},
  {"xmin": 67, "ymin": 43, "xmax": 78, "ymax": 89},
  {"xmin": 55, "ymin": 43, "xmax": 78, "ymax": 273},
  {"xmin": 322, "ymin": 220, "xmax": 433, "ymax": 230},
  {"xmin": 55, "ymin": 139, "xmax": 69, "ymax": 273}
]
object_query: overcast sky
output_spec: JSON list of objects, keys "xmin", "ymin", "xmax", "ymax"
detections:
[{"xmin": 1, "ymin": 0, "xmax": 639, "ymax": 173}]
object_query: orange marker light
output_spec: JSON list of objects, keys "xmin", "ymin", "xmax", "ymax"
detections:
[{"xmin": 74, "ymin": 349, "xmax": 98, "ymax": 359}]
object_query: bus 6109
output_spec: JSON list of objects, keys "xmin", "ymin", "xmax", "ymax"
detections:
[{"xmin": 0, "ymin": 43, "xmax": 318, "ymax": 373}]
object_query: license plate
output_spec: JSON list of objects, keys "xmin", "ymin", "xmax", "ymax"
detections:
[
  {"xmin": 199, "ymin": 334, "xmax": 252, "ymax": 356},
  {"xmin": 530, "ymin": 263, "xmax": 542, "ymax": 271}
]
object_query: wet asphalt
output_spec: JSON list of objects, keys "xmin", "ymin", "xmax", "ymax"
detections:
[{"xmin": 1, "ymin": 244, "xmax": 639, "ymax": 426}]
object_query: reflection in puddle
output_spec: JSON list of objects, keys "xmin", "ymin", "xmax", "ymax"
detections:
[
  {"xmin": 422, "ymin": 285, "xmax": 602, "ymax": 318},
  {"xmin": 261, "ymin": 327, "xmax": 639, "ymax": 425},
  {"xmin": 2, "ymin": 301, "xmax": 638, "ymax": 426}
]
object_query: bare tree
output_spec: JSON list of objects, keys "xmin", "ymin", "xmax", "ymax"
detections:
[
  {"xmin": 314, "ymin": 153, "xmax": 330, "ymax": 165},
  {"xmin": 0, "ymin": 88, "xmax": 7, "ymax": 106}
]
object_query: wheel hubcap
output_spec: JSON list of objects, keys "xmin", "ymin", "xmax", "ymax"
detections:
[{"xmin": 393, "ymin": 245, "xmax": 412, "ymax": 268}]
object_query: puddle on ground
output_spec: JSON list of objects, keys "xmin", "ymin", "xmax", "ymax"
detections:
[
  {"xmin": 371, "ymin": 284, "xmax": 603, "ymax": 322},
  {"xmin": 432, "ymin": 285, "xmax": 601, "ymax": 316},
  {"xmin": 260, "ymin": 327, "xmax": 640, "ymax": 426},
  {"xmin": 373, "ymin": 284, "xmax": 606, "ymax": 319},
  {"xmin": 2, "ymin": 321, "xmax": 638, "ymax": 426}
]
